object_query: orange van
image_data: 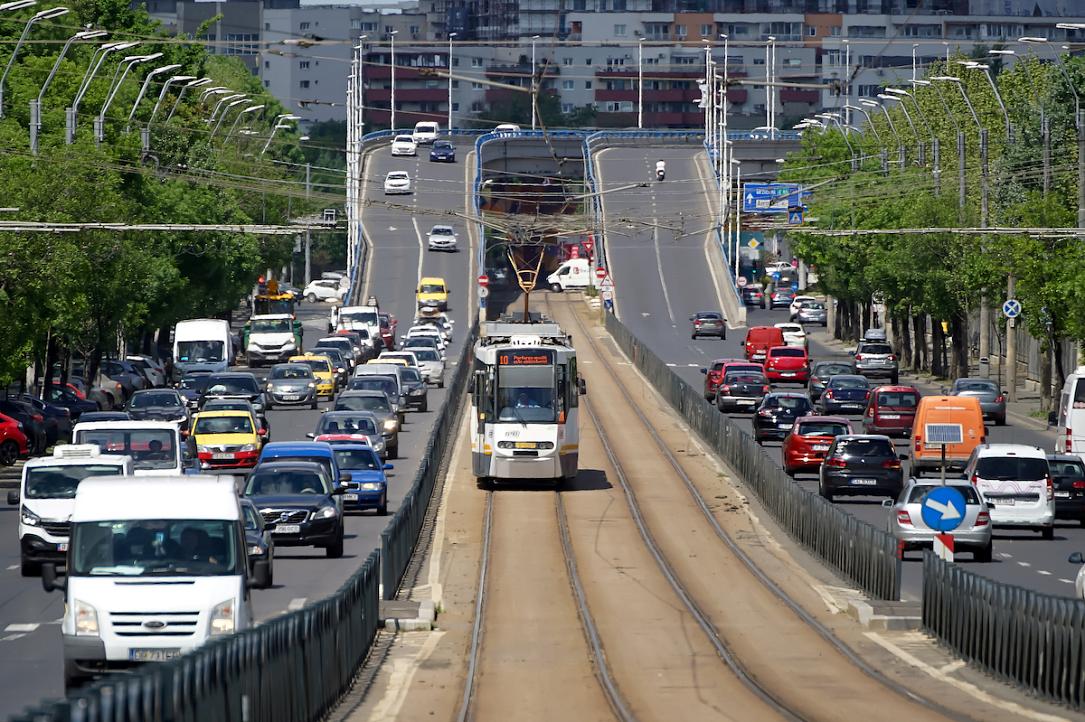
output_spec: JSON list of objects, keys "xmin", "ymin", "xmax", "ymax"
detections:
[
  {"xmin": 910, "ymin": 395, "xmax": 985, "ymax": 475},
  {"xmin": 743, "ymin": 326, "xmax": 785, "ymax": 363}
]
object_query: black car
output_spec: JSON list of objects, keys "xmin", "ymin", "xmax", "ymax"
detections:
[
  {"xmin": 176, "ymin": 372, "xmax": 211, "ymax": 410},
  {"xmin": 347, "ymin": 374, "xmax": 405, "ymax": 419},
  {"xmin": 244, "ymin": 461, "xmax": 345, "ymax": 558},
  {"xmin": 18, "ymin": 394, "xmax": 71, "ymax": 446},
  {"xmin": 429, "ymin": 140, "xmax": 456, "ymax": 162},
  {"xmin": 126, "ymin": 389, "xmax": 189, "ymax": 430},
  {"xmin": 399, "ymin": 367, "xmax": 428, "ymax": 412},
  {"xmin": 690, "ymin": 311, "xmax": 727, "ymax": 340},
  {"xmin": 1049, "ymin": 454, "xmax": 1085, "ymax": 524},
  {"xmin": 240, "ymin": 498, "xmax": 274, "ymax": 587},
  {"xmin": 715, "ymin": 369, "xmax": 769, "ymax": 413},
  {"xmin": 808, "ymin": 361, "xmax": 853, "ymax": 403},
  {"xmin": 201, "ymin": 372, "xmax": 266, "ymax": 414},
  {"xmin": 742, "ymin": 286, "xmax": 766, "ymax": 309},
  {"xmin": 752, "ymin": 392, "xmax": 814, "ymax": 443},
  {"xmin": 43, "ymin": 385, "xmax": 98, "ymax": 421},
  {"xmin": 818, "ymin": 434, "xmax": 903, "ymax": 501},
  {"xmin": 0, "ymin": 399, "xmax": 46, "ymax": 454},
  {"xmin": 819, "ymin": 374, "xmax": 871, "ymax": 415}
]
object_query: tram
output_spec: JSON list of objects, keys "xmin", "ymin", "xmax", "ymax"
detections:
[{"xmin": 470, "ymin": 317, "xmax": 583, "ymax": 484}]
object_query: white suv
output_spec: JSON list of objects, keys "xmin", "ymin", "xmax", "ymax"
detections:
[{"xmin": 963, "ymin": 444, "xmax": 1054, "ymax": 538}]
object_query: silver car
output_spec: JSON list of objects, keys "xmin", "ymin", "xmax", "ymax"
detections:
[
  {"xmin": 265, "ymin": 364, "xmax": 318, "ymax": 409},
  {"xmin": 334, "ymin": 390, "xmax": 400, "ymax": 458},
  {"xmin": 795, "ymin": 301, "xmax": 827, "ymax": 327},
  {"xmin": 884, "ymin": 479, "xmax": 993, "ymax": 561},
  {"xmin": 407, "ymin": 347, "xmax": 445, "ymax": 388},
  {"xmin": 308, "ymin": 410, "xmax": 386, "ymax": 458},
  {"xmin": 950, "ymin": 377, "xmax": 1006, "ymax": 426}
]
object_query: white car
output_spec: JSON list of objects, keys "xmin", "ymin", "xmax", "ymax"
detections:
[
  {"xmin": 412, "ymin": 121, "xmax": 439, "ymax": 145},
  {"xmin": 766, "ymin": 261, "xmax": 793, "ymax": 274},
  {"xmin": 405, "ymin": 327, "xmax": 447, "ymax": 352},
  {"xmin": 427, "ymin": 224, "xmax": 458, "ymax": 252},
  {"xmin": 303, "ymin": 278, "xmax": 345, "ymax": 303},
  {"xmin": 789, "ymin": 294, "xmax": 817, "ymax": 319},
  {"xmin": 774, "ymin": 322, "xmax": 807, "ymax": 347},
  {"xmin": 390, "ymin": 134, "xmax": 417, "ymax": 156},
  {"xmin": 412, "ymin": 314, "xmax": 453, "ymax": 343},
  {"xmin": 384, "ymin": 171, "xmax": 412, "ymax": 195},
  {"xmin": 494, "ymin": 123, "xmax": 521, "ymax": 134}
]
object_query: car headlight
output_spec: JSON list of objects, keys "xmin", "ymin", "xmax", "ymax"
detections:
[
  {"xmin": 308, "ymin": 382, "xmax": 316, "ymax": 388},
  {"xmin": 197, "ymin": 445, "xmax": 212, "ymax": 453},
  {"xmin": 360, "ymin": 482, "xmax": 382, "ymax": 490},
  {"xmin": 248, "ymin": 544, "xmax": 264, "ymax": 556},
  {"xmin": 284, "ymin": 343, "xmax": 296, "ymax": 350},
  {"xmin": 315, "ymin": 505, "xmax": 338, "ymax": 519},
  {"xmin": 20, "ymin": 506, "xmax": 40, "ymax": 527},
  {"xmin": 383, "ymin": 419, "xmax": 397, "ymax": 432},
  {"xmin": 74, "ymin": 599, "xmax": 99, "ymax": 637},
  {"xmin": 209, "ymin": 598, "xmax": 235, "ymax": 636},
  {"xmin": 238, "ymin": 444, "xmax": 256, "ymax": 452},
  {"xmin": 410, "ymin": 388, "xmax": 424, "ymax": 395},
  {"xmin": 267, "ymin": 385, "xmax": 274, "ymax": 392}
]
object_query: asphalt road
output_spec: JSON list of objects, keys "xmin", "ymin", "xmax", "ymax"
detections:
[
  {"xmin": 596, "ymin": 147, "xmax": 1084, "ymax": 603},
  {"xmin": 0, "ymin": 138, "xmax": 474, "ymax": 718}
]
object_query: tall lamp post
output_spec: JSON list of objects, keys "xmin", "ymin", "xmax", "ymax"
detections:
[
  {"xmin": 262, "ymin": 113, "xmax": 299, "ymax": 155},
  {"xmin": 68, "ymin": 41, "xmax": 139, "ymax": 144},
  {"xmin": 389, "ymin": 29, "xmax": 398, "ymax": 130},
  {"xmin": 530, "ymin": 34, "xmax": 540, "ymax": 130},
  {"xmin": 225, "ymin": 104, "xmax": 264, "ymax": 142},
  {"xmin": 126, "ymin": 63, "xmax": 180, "ymax": 130},
  {"xmin": 153, "ymin": 75, "xmax": 200, "ymax": 125},
  {"xmin": 96, "ymin": 53, "xmax": 161, "ymax": 142},
  {"xmin": 0, "ymin": 6, "xmax": 69, "ymax": 117},
  {"xmin": 210, "ymin": 97, "xmax": 248, "ymax": 138},
  {"xmin": 447, "ymin": 32, "xmax": 457, "ymax": 130},
  {"xmin": 862, "ymin": 98, "xmax": 902, "ymax": 166},
  {"xmin": 1021, "ymin": 34, "xmax": 1080, "ymax": 126},
  {"xmin": 880, "ymin": 90, "xmax": 921, "ymax": 164},
  {"xmin": 637, "ymin": 37, "xmax": 644, "ymax": 129},
  {"xmin": 31, "ymin": 27, "xmax": 106, "ymax": 154},
  {"xmin": 208, "ymin": 93, "xmax": 245, "ymax": 124}
]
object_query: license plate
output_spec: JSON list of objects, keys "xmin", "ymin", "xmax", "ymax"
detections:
[
  {"xmin": 737, "ymin": 399, "xmax": 755, "ymax": 405},
  {"xmin": 1056, "ymin": 491, "xmax": 1071, "ymax": 498},
  {"xmin": 781, "ymin": 372, "xmax": 795, "ymax": 377},
  {"xmin": 880, "ymin": 414, "xmax": 900, "ymax": 420},
  {"xmin": 999, "ymin": 498, "xmax": 1015, "ymax": 506},
  {"xmin": 851, "ymin": 478, "xmax": 877, "ymax": 485},
  {"xmin": 778, "ymin": 423, "xmax": 792, "ymax": 429},
  {"xmin": 344, "ymin": 493, "xmax": 359, "ymax": 502},
  {"xmin": 273, "ymin": 524, "xmax": 301, "ymax": 534},
  {"xmin": 812, "ymin": 444, "xmax": 829, "ymax": 451},
  {"xmin": 514, "ymin": 442, "xmax": 537, "ymax": 449},
  {"xmin": 130, "ymin": 648, "xmax": 180, "ymax": 662},
  {"xmin": 212, "ymin": 452, "xmax": 235, "ymax": 459},
  {"xmin": 282, "ymin": 394, "xmax": 300, "ymax": 401},
  {"xmin": 843, "ymin": 404, "xmax": 862, "ymax": 409}
]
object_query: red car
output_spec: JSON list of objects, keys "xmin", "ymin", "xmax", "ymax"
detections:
[
  {"xmin": 862, "ymin": 385, "xmax": 920, "ymax": 437},
  {"xmin": 0, "ymin": 412, "xmax": 28, "ymax": 465},
  {"xmin": 764, "ymin": 346, "xmax": 809, "ymax": 385},
  {"xmin": 700, "ymin": 358, "xmax": 752, "ymax": 400},
  {"xmin": 743, "ymin": 326, "xmax": 785, "ymax": 363},
  {"xmin": 782, "ymin": 416, "xmax": 853, "ymax": 476},
  {"xmin": 379, "ymin": 313, "xmax": 397, "ymax": 351}
]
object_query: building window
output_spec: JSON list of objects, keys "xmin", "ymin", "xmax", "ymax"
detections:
[
  {"xmin": 300, "ymin": 80, "xmax": 310, "ymax": 89},
  {"xmin": 808, "ymin": 26, "xmax": 816, "ymax": 36},
  {"xmin": 299, "ymin": 22, "xmax": 310, "ymax": 30},
  {"xmin": 753, "ymin": 58, "xmax": 765, "ymax": 65},
  {"xmin": 563, "ymin": 57, "xmax": 573, "ymax": 65},
  {"xmin": 225, "ymin": 33, "xmax": 259, "ymax": 55},
  {"xmin": 472, "ymin": 82, "xmax": 483, "ymax": 89},
  {"xmin": 264, "ymin": 22, "xmax": 269, "ymax": 30},
  {"xmin": 701, "ymin": 24, "xmax": 712, "ymax": 37},
  {"xmin": 410, "ymin": 25, "xmax": 420, "ymax": 34},
  {"xmin": 471, "ymin": 100, "xmax": 484, "ymax": 112},
  {"xmin": 674, "ymin": 56, "xmax": 695, "ymax": 65},
  {"xmin": 264, "ymin": 80, "xmax": 269, "ymax": 87},
  {"xmin": 561, "ymin": 103, "xmax": 574, "ymax": 113},
  {"xmin": 830, "ymin": 26, "xmax": 841, "ymax": 36},
  {"xmin": 562, "ymin": 79, "xmax": 574, "ymax": 90},
  {"xmin": 264, "ymin": 60, "xmax": 270, "ymax": 69},
  {"xmin": 676, "ymin": 25, "xmax": 687, "ymax": 38},
  {"xmin": 351, "ymin": 19, "xmax": 361, "ymax": 29},
  {"xmin": 585, "ymin": 80, "xmax": 592, "ymax": 89},
  {"xmin": 471, "ymin": 57, "xmax": 482, "ymax": 67},
  {"xmin": 452, "ymin": 102, "xmax": 459, "ymax": 111},
  {"xmin": 614, "ymin": 24, "xmax": 626, "ymax": 36},
  {"xmin": 856, "ymin": 84, "xmax": 881, "ymax": 97},
  {"xmin": 452, "ymin": 80, "xmax": 459, "ymax": 88},
  {"xmin": 784, "ymin": 58, "xmax": 801, "ymax": 66},
  {"xmin": 299, "ymin": 60, "xmax": 310, "ymax": 69}
]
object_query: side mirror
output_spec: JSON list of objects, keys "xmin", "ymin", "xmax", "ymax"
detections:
[
  {"xmin": 384, "ymin": 463, "xmax": 394, "ymax": 470},
  {"xmin": 306, "ymin": 432, "xmax": 315, "ymax": 439},
  {"xmin": 257, "ymin": 428, "xmax": 267, "ymax": 436},
  {"xmin": 7, "ymin": 490, "xmax": 18, "ymax": 505},
  {"xmin": 249, "ymin": 559, "xmax": 272, "ymax": 589},
  {"xmin": 1070, "ymin": 552, "xmax": 1085, "ymax": 565},
  {"xmin": 987, "ymin": 502, "xmax": 996, "ymax": 510},
  {"xmin": 578, "ymin": 378, "xmax": 587, "ymax": 396},
  {"xmin": 339, "ymin": 473, "xmax": 352, "ymax": 484},
  {"xmin": 182, "ymin": 447, "xmax": 195, "ymax": 462},
  {"xmin": 700, "ymin": 368, "xmax": 708, "ymax": 375},
  {"xmin": 881, "ymin": 499, "xmax": 893, "ymax": 508},
  {"xmin": 41, "ymin": 562, "xmax": 65, "ymax": 593},
  {"xmin": 1002, "ymin": 390, "xmax": 1008, "ymax": 396}
]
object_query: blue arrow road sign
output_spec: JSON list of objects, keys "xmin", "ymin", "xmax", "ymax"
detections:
[
  {"xmin": 743, "ymin": 182, "xmax": 802, "ymax": 214},
  {"xmin": 920, "ymin": 486, "xmax": 967, "ymax": 532},
  {"xmin": 1002, "ymin": 299, "xmax": 1021, "ymax": 319}
]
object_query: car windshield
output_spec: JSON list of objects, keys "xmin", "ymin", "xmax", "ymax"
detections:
[
  {"xmin": 402, "ymin": 368, "xmax": 422, "ymax": 384},
  {"xmin": 70, "ymin": 519, "xmax": 242, "ymax": 577},
  {"xmin": 877, "ymin": 391, "xmax": 918, "ymax": 408},
  {"xmin": 340, "ymin": 310, "xmax": 378, "ymax": 326},
  {"xmin": 176, "ymin": 340, "xmax": 224, "ymax": 363},
  {"xmin": 432, "ymin": 226, "xmax": 453, "ymax": 235},
  {"xmin": 271, "ymin": 365, "xmax": 313, "ymax": 380},
  {"xmin": 831, "ymin": 377, "xmax": 869, "ymax": 390},
  {"xmin": 297, "ymin": 359, "xmax": 331, "ymax": 373},
  {"xmin": 1050, "ymin": 459, "xmax": 1085, "ymax": 479},
  {"xmin": 388, "ymin": 172, "xmax": 408, "ymax": 180},
  {"xmin": 835, "ymin": 438, "xmax": 894, "ymax": 457},
  {"xmin": 203, "ymin": 401, "xmax": 252, "ymax": 414},
  {"xmin": 245, "ymin": 469, "xmax": 329, "ymax": 496},
  {"xmin": 334, "ymin": 448, "xmax": 382, "ymax": 471},
  {"xmin": 813, "ymin": 363, "xmax": 852, "ymax": 378},
  {"xmin": 130, "ymin": 392, "xmax": 181, "ymax": 408},
  {"xmin": 420, "ymin": 284, "xmax": 445, "ymax": 294},
  {"xmin": 765, "ymin": 396, "xmax": 809, "ymax": 411},
  {"xmin": 797, "ymin": 422, "xmax": 850, "ymax": 436},
  {"xmin": 907, "ymin": 485, "xmax": 981, "ymax": 504},
  {"xmin": 178, "ymin": 375, "xmax": 211, "ymax": 391},
  {"xmin": 724, "ymin": 372, "xmax": 764, "ymax": 384},
  {"xmin": 957, "ymin": 380, "xmax": 998, "ymax": 393},
  {"xmin": 318, "ymin": 413, "xmax": 378, "ymax": 435},
  {"xmin": 434, "ymin": 141, "xmax": 452, "ymax": 149},
  {"xmin": 771, "ymin": 348, "xmax": 805, "ymax": 358},
  {"xmin": 975, "ymin": 457, "xmax": 1048, "ymax": 481},
  {"xmin": 350, "ymin": 377, "xmax": 396, "ymax": 395},
  {"xmin": 194, "ymin": 415, "xmax": 253, "ymax": 435},
  {"xmin": 801, "ymin": 302, "xmax": 824, "ymax": 310},
  {"xmin": 314, "ymin": 348, "xmax": 344, "ymax": 363},
  {"xmin": 697, "ymin": 313, "xmax": 721, "ymax": 320},
  {"xmin": 413, "ymin": 349, "xmax": 441, "ymax": 362},
  {"xmin": 25, "ymin": 464, "xmax": 123, "ymax": 500},
  {"xmin": 395, "ymin": 135, "xmax": 413, "ymax": 142},
  {"xmin": 205, "ymin": 376, "xmax": 259, "ymax": 395},
  {"xmin": 336, "ymin": 396, "xmax": 389, "ymax": 414},
  {"xmin": 77, "ymin": 429, "xmax": 178, "ymax": 470},
  {"xmin": 251, "ymin": 318, "xmax": 291, "ymax": 333},
  {"xmin": 860, "ymin": 344, "xmax": 893, "ymax": 355}
]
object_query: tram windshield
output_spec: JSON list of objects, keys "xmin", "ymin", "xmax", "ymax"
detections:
[{"xmin": 496, "ymin": 365, "xmax": 556, "ymax": 423}]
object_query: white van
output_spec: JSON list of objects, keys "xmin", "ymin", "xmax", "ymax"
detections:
[
  {"xmin": 246, "ymin": 313, "xmax": 298, "ymax": 367},
  {"xmin": 412, "ymin": 121, "xmax": 439, "ymax": 145},
  {"xmin": 962, "ymin": 444, "xmax": 1055, "ymax": 538},
  {"xmin": 547, "ymin": 258, "xmax": 592, "ymax": 292},
  {"xmin": 72, "ymin": 421, "xmax": 191, "ymax": 476},
  {"xmin": 8, "ymin": 445, "xmax": 133, "ymax": 577},
  {"xmin": 173, "ymin": 318, "xmax": 232, "ymax": 380},
  {"xmin": 1054, "ymin": 366, "xmax": 1085, "ymax": 457},
  {"xmin": 335, "ymin": 304, "xmax": 381, "ymax": 338},
  {"xmin": 41, "ymin": 475, "xmax": 267, "ymax": 689}
]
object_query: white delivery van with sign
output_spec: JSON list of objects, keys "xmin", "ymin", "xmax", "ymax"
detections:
[{"xmin": 547, "ymin": 258, "xmax": 591, "ymax": 292}]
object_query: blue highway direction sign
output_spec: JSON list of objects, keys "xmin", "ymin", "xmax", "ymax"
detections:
[{"xmin": 743, "ymin": 182, "xmax": 802, "ymax": 214}]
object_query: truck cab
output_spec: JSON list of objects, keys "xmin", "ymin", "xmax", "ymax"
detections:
[
  {"xmin": 42, "ymin": 475, "xmax": 267, "ymax": 689},
  {"xmin": 7, "ymin": 445, "xmax": 133, "ymax": 577},
  {"xmin": 547, "ymin": 259, "xmax": 592, "ymax": 292}
]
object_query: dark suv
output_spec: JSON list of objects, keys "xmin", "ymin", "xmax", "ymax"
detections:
[
  {"xmin": 243, "ymin": 461, "xmax": 345, "ymax": 558},
  {"xmin": 818, "ymin": 434, "xmax": 903, "ymax": 501},
  {"xmin": 690, "ymin": 311, "xmax": 726, "ymax": 339}
]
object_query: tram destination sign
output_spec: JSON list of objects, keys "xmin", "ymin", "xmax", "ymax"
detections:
[{"xmin": 499, "ymin": 349, "xmax": 555, "ymax": 366}]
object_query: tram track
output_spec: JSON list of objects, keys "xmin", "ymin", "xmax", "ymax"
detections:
[{"xmin": 549, "ymin": 293, "xmax": 973, "ymax": 722}]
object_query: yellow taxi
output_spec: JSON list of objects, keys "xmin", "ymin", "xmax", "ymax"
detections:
[
  {"xmin": 190, "ymin": 410, "xmax": 261, "ymax": 470},
  {"xmin": 416, "ymin": 276, "xmax": 449, "ymax": 312},
  {"xmin": 369, "ymin": 357, "xmax": 408, "ymax": 367},
  {"xmin": 289, "ymin": 354, "xmax": 336, "ymax": 398}
]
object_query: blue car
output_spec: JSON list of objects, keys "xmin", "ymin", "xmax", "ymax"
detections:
[
  {"xmin": 429, "ymin": 140, "xmax": 455, "ymax": 162},
  {"xmin": 257, "ymin": 441, "xmax": 347, "ymax": 488},
  {"xmin": 331, "ymin": 443, "xmax": 393, "ymax": 514}
]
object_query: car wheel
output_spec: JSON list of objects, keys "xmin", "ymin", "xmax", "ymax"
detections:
[
  {"xmin": 378, "ymin": 496, "xmax": 388, "ymax": 516},
  {"xmin": 389, "ymin": 444, "xmax": 398, "ymax": 459},
  {"xmin": 691, "ymin": 333, "xmax": 697, "ymax": 340},
  {"xmin": 421, "ymin": 400, "xmax": 428, "ymax": 412},
  {"xmin": 20, "ymin": 558, "xmax": 40, "ymax": 577},
  {"xmin": 1042, "ymin": 525, "xmax": 1055, "ymax": 540},
  {"xmin": 266, "ymin": 567, "xmax": 274, "ymax": 588},
  {"xmin": 996, "ymin": 414, "xmax": 1006, "ymax": 426},
  {"xmin": 438, "ymin": 378, "xmax": 445, "ymax": 389},
  {"xmin": 0, "ymin": 440, "xmax": 18, "ymax": 466},
  {"xmin": 325, "ymin": 532, "xmax": 344, "ymax": 558},
  {"xmin": 306, "ymin": 293, "xmax": 317, "ymax": 303},
  {"xmin": 891, "ymin": 375, "xmax": 899, "ymax": 385},
  {"xmin": 63, "ymin": 661, "xmax": 88, "ymax": 692},
  {"xmin": 975, "ymin": 543, "xmax": 993, "ymax": 563},
  {"xmin": 311, "ymin": 400, "xmax": 318, "ymax": 410},
  {"xmin": 819, "ymin": 481, "xmax": 833, "ymax": 502}
]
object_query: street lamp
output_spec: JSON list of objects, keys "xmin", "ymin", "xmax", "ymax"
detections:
[
  {"xmin": 389, "ymin": 29, "xmax": 398, "ymax": 130},
  {"xmin": 96, "ymin": 52, "xmax": 162, "ymax": 142},
  {"xmin": 862, "ymin": 99, "xmax": 900, "ymax": 144},
  {"xmin": 880, "ymin": 91, "xmax": 919, "ymax": 142},
  {"xmin": 637, "ymin": 37, "xmax": 645, "ymax": 130},
  {"xmin": 447, "ymin": 32, "xmax": 457, "ymax": 130},
  {"xmin": 1018, "ymin": 36, "xmax": 1080, "ymax": 123},
  {"xmin": 531, "ymin": 34, "xmax": 540, "ymax": 130},
  {"xmin": 225, "ymin": 104, "xmax": 264, "ymax": 141},
  {"xmin": 845, "ymin": 103, "xmax": 881, "ymax": 143},
  {"xmin": 199, "ymin": 85, "xmax": 229, "ymax": 103},
  {"xmin": 152, "ymin": 75, "xmax": 198, "ymax": 125},
  {"xmin": 765, "ymin": 35, "xmax": 775, "ymax": 136},
  {"xmin": 68, "ymin": 41, "xmax": 139, "ymax": 144},
  {"xmin": 31, "ymin": 28, "xmax": 106, "ymax": 154},
  {"xmin": 0, "ymin": 6, "xmax": 69, "ymax": 117},
  {"xmin": 126, "ymin": 63, "xmax": 180, "ymax": 130},
  {"xmin": 210, "ymin": 97, "xmax": 248, "ymax": 138},
  {"xmin": 208, "ymin": 92, "xmax": 245, "ymax": 123},
  {"xmin": 961, "ymin": 61, "xmax": 1012, "ymax": 141},
  {"xmin": 261, "ymin": 113, "xmax": 299, "ymax": 155},
  {"xmin": 932, "ymin": 75, "xmax": 982, "ymax": 132}
]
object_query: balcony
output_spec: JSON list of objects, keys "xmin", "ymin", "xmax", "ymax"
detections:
[
  {"xmin": 726, "ymin": 88, "xmax": 748, "ymax": 104},
  {"xmin": 780, "ymin": 88, "xmax": 820, "ymax": 104},
  {"xmin": 367, "ymin": 87, "xmax": 447, "ymax": 103},
  {"xmin": 595, "ymin": 89, "xmax": 637, "ymax": 102}
]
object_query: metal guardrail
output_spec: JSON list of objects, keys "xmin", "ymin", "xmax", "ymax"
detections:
[
  {"xmin": 9, "ymin": 550, "xmax": 381, "ymax": 722},
  {"xmin": 701, "ymin": 140, "xmax": 747, "ymax": 314},
  {"xmin": 605, "ymin": 312, "xmax": 901, "ymax": 601},
  {"xmin": 381, "ymin": 321, "xmax": 479, "ymax": 600},
  {"xmin": 923, "ymin": 551, "xmax": 1085, "ymax": 709}
]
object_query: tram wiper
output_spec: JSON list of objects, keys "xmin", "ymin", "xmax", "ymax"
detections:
[{"xmin": 511, "ymin": 404, "xmax": 528, "ymax": 428}]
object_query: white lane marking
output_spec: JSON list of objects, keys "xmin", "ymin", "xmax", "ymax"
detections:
[
  {"xmin": 366, "ymin": 631, "xmax": 446, "ymax": 721},
  {"xmin": 1038, "ymin": 570, "xmax": 1053, "ymax": 576},
  {"xmin": 4, "ymin": 623, "xmax": 39, "ymax": 633},
  {"xmin": 1060, "ymin": 578, "xmax": 1074, "ymax": 584},
  {"xmin": 666, "ymin": 363, "xmax": 677, "ymax": 367},
  {"xmin": 359, "ymin": 144, "xmax": 382, "ymax": 299},
  {"xmin": 464, "ymin": 149, "xmax": 478, "ymax": 319},
  {"xmin": 687, "ymin": 363, "xmax": 699, "ymax": 367},
  {"xmin": 287, "ymin": 598, "xmax": 307, "ymax": 611},
  {"xmin": 388, "ymin": 226, "xmax": 398, "ymax": 231},
  {"xmin": 652, "ymin": 219, "xmax": 677, "ymax": 326},
  {"xmin": 411, "ymin": 216, "xmax": 425, "ymax": 284},
  {"xmin": 5, "ymin": 564, "xmax": 18, "ymax": 571},
  {"xmin": 694, "ymin": 150, "xmax": 731, "ymax": 321},
  {"xmin": 1017, "ymin": 561, "xmax": 1031, "ymax": 568},
  {"xmin": 999, "ymin": 552, "xmax": 1012, "ymax": 558},
  {"xmin": 865, "ymin": 632, "xmax": 1070, "ymax": 722},
  {"xmin": 938, "ymin": 660, "xmax": 966, "ymax": 674},
  {"xmin": 593, "ymin": 147, "xmax": 622, "ymax": 320},
  {"xmin": 422, "ymin": 409, "xmax": 469, "ymax": 605},
  {"xmin": 1, "ymin": 634, "xmax": 25, "ymax": 642}
]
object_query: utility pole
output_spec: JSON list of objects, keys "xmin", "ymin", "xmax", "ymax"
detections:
[
  {"xmin": 1043, "ymin": 115, "xmax": 1051, "ymax": 195},
  {"xmin": 933, "ymin": 137, "xmax": 941, "ymax": 196},
  {"xmin": 957, "ymin": 131, "xmax": 966, "ymax": 214},
  {"xmin": 1078, "ymin": 110, "xmax": 1085, "ymax": 367},
  {"xmin": 1006, "ymin": 274, "xmax": 1017, "ymax": 402},
  {"xmin": 979, "ymin": 129, "xmax": 990, "ymax": 373},
  {"xmin": 881, "ymin": 147, "xmax": 888, "ymax": 176}
]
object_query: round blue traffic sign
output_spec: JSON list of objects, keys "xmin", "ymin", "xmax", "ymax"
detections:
[
  {"xmin": 1002, "ymin": 299, "xmax": 1021, "ymax": 319},
  {"xmin": 772, "ymin": 272, "xmax": 781, "ymax": 281},
  {"xmin": 920, "ymin": 486, "xmax": 967, "ymax": 532}
]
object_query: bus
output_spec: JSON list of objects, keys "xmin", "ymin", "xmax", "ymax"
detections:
[{"xmin": 470, "ymin": 318, "xmax": 582, "ymax": 485}]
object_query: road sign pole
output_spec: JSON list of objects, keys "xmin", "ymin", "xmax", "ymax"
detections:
[
  {"xmin": 941, "ymin": 444, "xmax": 946, "ymax": 486},
  {"xmin": 934, "ymin": 533, "xmax": 954, "ymax": 562},
  {"xmin": 1007, "ymin": 275, "xmax": 1017, "ymax": 403}
]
